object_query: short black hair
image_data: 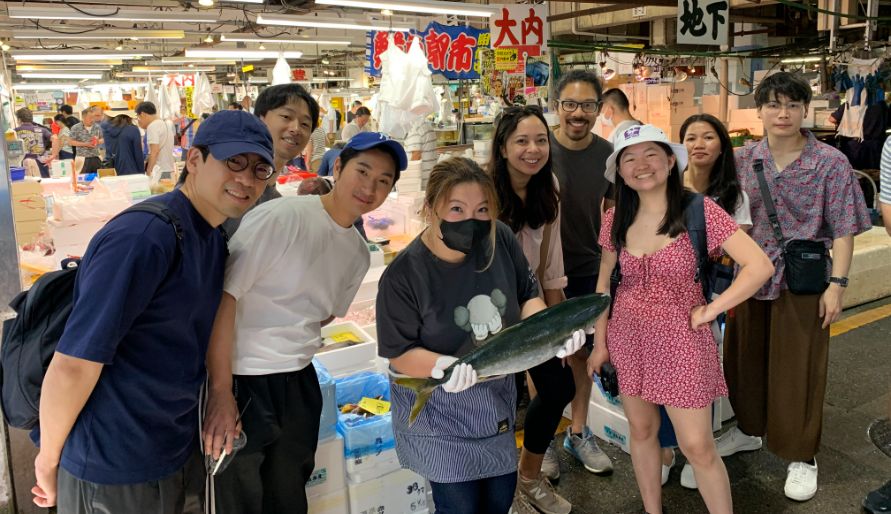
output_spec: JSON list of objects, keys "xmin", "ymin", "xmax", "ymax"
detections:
[
  {"xmin": 754, "ymin": 71, "xmax": 812, "ymax": 107},
  {"xmin": 178, "ymin": 145, "xmax": 211, "ymax": 184},
  {"xmin": 254, "ymin": 84, "xmax": 320, "ymax": 131},
  {"xmin": 58, "ymin": 105, "xmax": 73, "ymax": 115},
  {"xmin": 228, "ymin": 102, "xmax": 244, "ymax": 110},
  {"xmin": 337, "ymin": 145, "xmax": 401, "ymax": 183},
  {"xmin": 603, "ymin": 88, "xmax": 630, "ymax": 112},
  {"xmin": 135, "ymin": 101, "xmax": 157, "ymax": 115},
  {"xmin": 351, "ymin": 100, "xmax": 363, "ymax": 107},
  {"xmin": 556, "ymin": 69, "xmax": 603, "ymax": 101},
  {"xmin": 355, "ymin": 106, "xmax": 371, "ymax": 117}
]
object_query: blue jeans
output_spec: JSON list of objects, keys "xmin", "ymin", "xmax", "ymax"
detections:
[{"xmin": 429, "ymin": 472, "xmax": 517, "ymax": 514}]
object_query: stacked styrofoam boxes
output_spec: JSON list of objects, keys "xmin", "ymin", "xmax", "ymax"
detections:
[
  {"xmin": 11, "ymin": 180, "xmax": 48, "ymax": 246},
  {"xmin": 398, "ymin": 161, "xmax": 424, "ymax": 194},
  {"xmin": 308, "ymin": 360, "xmax": 348, "ymax": 514},
  {"xmin": 315, "ymin": 321, "xmax": 378, "ymax": 379},
  {"xmin": 348, "ymin": 468, "xmax": 430, "ymax": 514},
  {"xmin": 99, "ymin": 174, "xmax": 152, "ymax": 201}
]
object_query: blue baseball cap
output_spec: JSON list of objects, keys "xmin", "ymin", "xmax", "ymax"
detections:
[
  {"xmin": 344, "ymin": 132, "xmax": 408, "ymax": 173},
  {"xmin": 192, "ymin": 110, "xmax": 275, "ymax": 166}
]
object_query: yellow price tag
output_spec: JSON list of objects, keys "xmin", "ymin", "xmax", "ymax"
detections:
[
  {"xmin": 328, "ymin": 331, "xmax": 363, "ymax": 343},
  {"xmin": 358, "ymin": 397, "xmax": 391, "ymax": 415}
]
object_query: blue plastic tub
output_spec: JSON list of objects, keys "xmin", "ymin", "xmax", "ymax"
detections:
[
  {"xmin": 313, "ymin": 358, "xmax": 337, "ymax": 440},
  {"xmin": 335, "ymin": 372, "xmax": 395, "ymax": 458},
  {"xmin": 9, "ymin": 167, "xmax": 25, "ymax": 181}
]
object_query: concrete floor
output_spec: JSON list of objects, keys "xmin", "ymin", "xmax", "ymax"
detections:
[{"xmin": 545, "ymin": 299, "xmax": 891, "ymax": 514}]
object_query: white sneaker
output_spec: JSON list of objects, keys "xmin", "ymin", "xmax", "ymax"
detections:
[
  {"xmin": 784, "ymin": 460, "xmax": 818, "ymax": 501},
  {"xmin": 680, "ymin": 463, "xmax": 697, "ymax": 489},
  {"xmin": 661, "ymin": 451, "xmax": 675, "ymax": 486},
  {"xmin": 715, "ymin": 427, "xmax": 763, "ymax": 457}
]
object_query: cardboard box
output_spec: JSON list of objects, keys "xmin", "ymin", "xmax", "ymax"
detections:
[
  {"xmin": 11, "ymin": 180, "xmax": 43, "ymax": 198},
  {"xmin": 587, "ymin": 400, "xmax": 631, "ymax": 454},
  {"xmin": 347, "ymin": 468, "xmax": 430, "ymax": 514},
  {"xmin": 345, "ymin": 447, "xmax": 402, "ymax": 484},
  {"xmin": 13, "ymin": 196, "xmax": 47, "ymax": 222},
  {"xmin": 307, "ymin": 434, "xmax": 346, "ymax": 499},
  {"xmin": 308, "ymin": 486, "xmax": 349, "ymax": 514}
]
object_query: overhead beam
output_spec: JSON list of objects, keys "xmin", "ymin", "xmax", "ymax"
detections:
[{"xmin": 548, "ymin": 1, "xmax": 676, "ymax": 22}]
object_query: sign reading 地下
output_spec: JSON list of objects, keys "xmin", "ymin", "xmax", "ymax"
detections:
[
  {"xmin": 366, "ymin": 22, "xmax": 489, "ymax": 80},
  {"xmin": 676, "ymin": 0, "xmax": 729, "ymax": 46}
]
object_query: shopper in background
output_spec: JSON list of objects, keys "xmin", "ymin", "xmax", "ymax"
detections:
[
  {"xmin": 241, "ymin": 95, "xmax": 254, "ymax": 113},
  {"xmin": 346, "ymin": 100, "xmax": 363, "ymax": 123},
  {"xmin": 306, "ymin": 124, "xmax": 328, "ymax": 173},
  {"xmin": 724, "ymin": 71, "xmax": 872, "ymax": 502},
  {"xmin": 228, "ymin": 101, "xmax": 245, "ymax": 111},
  {"xmin": 862, "ymin": 136, "xmax": 891, "ymax": 514},
  {"xmin": 203, "ymin": 132, "xmax": 406, "ymax": 514},
  {"xmin": 405, "ymin": 117, "xmax": 437, "ymax": 180},
  {"xmin": 588, "ymin": 124, "xmax": 773, "ymax": 514},
  {"xmin": 377, "ymin": 157, "xmax": 586, "ymax": 514},
  {"xmin": 58, "ymin": 104, "xmax": 80, "ymax": 132},
  {"xmin": 317, "ymin": 142, "xmax": 346, "ymax": 177},
  {"xmin": 135, "ymin": 101, "xmax": 175, "ymax": 177},
  {"xmin": 31, "ymin": 110, "xmax": 275, "ymax": 513},
  {"xmin": 600, "ymin": 88, "xmax": 641, "ymax": 147},
  {"xmin": 548, "ymin": 69, "xmax": 615, "ymax": 478},
  {"xmin": 104, "ymin": 113, "xmax": 144, "ymax": 175},
  {"xmin": 341, "ymin": 106, "xmax": 371, "ymax": 141},
  {"xmin": 220, "ymin": 83, "xmax": 319, "ymax": 235},
  {"xmin": 488, "ymin": 106, "xmax": 574, "ymax": 514},
  {"xmin": 14, "ymin": 107, "xmax": 53, "ymax": 178},
  {"xmin": 69, "ymin": 106, "xmax": 105, "ymax": 175},
  {"xmin": 50, "ymin": 114, "xmax": 75, "ymax": 162}
]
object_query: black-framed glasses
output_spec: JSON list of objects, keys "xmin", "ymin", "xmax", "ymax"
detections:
[
  {"xmin": 557, "ymin": 100, "xmax": 602, "ymax": 113},
  {"xmin": 224, "ymin": 154, "xmax": 275, "ymax": 180}
]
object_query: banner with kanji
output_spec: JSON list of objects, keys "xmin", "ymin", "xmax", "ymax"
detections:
[
  {"xmin": 489, "ymin": 4, "xmax": 549, "ymax": 56},
  {"xmin": 366, "ymin": 22, "xmax": 490, "ymax": 80}
]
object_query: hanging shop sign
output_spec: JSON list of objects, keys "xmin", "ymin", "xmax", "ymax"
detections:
[
  {"xmin": 366, "ymin": 22, "xmax": 490, "ymax": 80},
  {"xmin": 184, "ymin": 86, "xmax": 194, "ymax": 118},
  {"xmin": 676, "ymin": 0, "xmax": 729, "ymax": 46},
  {"xmin": 291, "ymin": 68, "xmax": 312, "ymax": 81},
  {"xmin": 489, "ymin": 5, "xmax": 549, "ymax": 55}
]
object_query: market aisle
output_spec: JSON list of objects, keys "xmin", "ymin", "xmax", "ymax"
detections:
[{"xmin": 548, "ymin": 299, "xmax": 891, "ymax": 513}]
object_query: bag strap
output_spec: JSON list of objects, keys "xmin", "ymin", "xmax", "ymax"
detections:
[
  {"xmin": 752, "ymin": 159, "xmax": 787, "ymax": 246},
  {"xmin": 111, "ymin": 201, "xmax": 185, "ymax": 271},
  {"xmin": 536, "ymin": 222, "xmax": 552, "ymax": 287},
  {"xmin": 684, "ymin": 193, "xmax": 709, "ymax": 300}
]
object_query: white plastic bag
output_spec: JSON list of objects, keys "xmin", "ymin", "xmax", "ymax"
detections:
[{"xmin": 52, "ymin": 179, "xmax": 131, "ymax": 224}]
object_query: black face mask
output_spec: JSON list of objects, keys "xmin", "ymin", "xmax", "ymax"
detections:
[{"xmin": 439, "ymin": 219, "xmax": 490, "ymax": 255}]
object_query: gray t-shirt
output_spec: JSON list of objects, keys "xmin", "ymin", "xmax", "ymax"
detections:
[{"xmin": 550, "ymin": 132, "xmax": 613, "ymax": 278}]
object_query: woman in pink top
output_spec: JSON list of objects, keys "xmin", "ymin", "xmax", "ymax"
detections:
[
  {"xmin": 488, "ymin": 105, "xmax": 578, "ymax": 514},
  {"xmin": 587, "ymin": 124, "xmax": 773, "ymax": 514}
]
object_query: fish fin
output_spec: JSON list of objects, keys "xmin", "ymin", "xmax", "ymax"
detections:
[{"xmin": 394, "ymin": 377, "xmax": 437, "ymax": 426}]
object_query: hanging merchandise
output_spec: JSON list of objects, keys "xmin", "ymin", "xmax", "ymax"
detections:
[
  {"xmin": 272, "ymin": 56, "xmax": 292, "ymax": 86},
  {"xmin": 144, "ymin": 83, "xmax": 159, "ymax": 107},
  {"xmin": 166, "ymin": 81, "xmax": 181, "ymax": 120},
  {"xmin": 192, "ymin": 72, "xmax": 215, "ymax": 117},
  {"xmin": 375, "ymin": 34, "xmax": 437, "ymax": 138},
  {"xmin": 407, "ymin": 37, "xmax": 439, "ymax": 116},
  {"xmin": 156, "ymin": 83, "xmax": 171, "ymax": 120}
]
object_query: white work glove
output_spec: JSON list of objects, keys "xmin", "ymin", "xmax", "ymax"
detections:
[
  {"xmin": 432, "ymin": 356, "xmax": 478, "ymax": 393},
  {"xmin": 555, "ymin": 327, "xmax": 592, "ymax": 359}
]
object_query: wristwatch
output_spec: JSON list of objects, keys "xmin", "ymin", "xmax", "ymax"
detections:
[{"xmin": 828, "ymin": 276, "xmax": 849, "ymax": 287}]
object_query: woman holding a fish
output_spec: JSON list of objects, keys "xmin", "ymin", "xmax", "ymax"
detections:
[
  {"xmin": 376, "ymin": 157, "xmax": 596, "ymax": 514},
  {"xmin": 587, "ymin": 124, "xmax": 774, "ymax": 514}
]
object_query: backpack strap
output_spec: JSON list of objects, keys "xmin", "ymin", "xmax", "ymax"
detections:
[
  {"xmin": 684, "ymin": 193, "xmax": 709, "ymax": 301},
  {"xmin": 110, "ymin": 200, "xmax": 185, "ymax": 270}
]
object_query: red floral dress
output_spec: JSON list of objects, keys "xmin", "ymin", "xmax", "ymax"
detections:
[{"xmin": 598, "ymin": 198, "xmax": 738, "ymax": 409}]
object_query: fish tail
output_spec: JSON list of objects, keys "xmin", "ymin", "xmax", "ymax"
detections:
[{"xmin": 394, "ymin": 377, "xmax": 437, "ymax": 426}]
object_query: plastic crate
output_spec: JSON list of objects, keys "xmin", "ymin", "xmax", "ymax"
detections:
[{"xmin": 334, "ymin": 372, "xmax": 394, "ymax": 459}]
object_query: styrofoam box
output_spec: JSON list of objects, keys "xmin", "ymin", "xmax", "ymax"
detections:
[
  {"xmin": 587, "ymin": 401, "xmax": 631, "ymax": 454},
  {"xmin": 345, "ymin": 447, "xmax": 401, "ymax": 484},
  {"xmin": 47, "ymin": 219, "xmax": 106, "ymax": 248},
  {"xmin": 354, "ymin": 265, "xmax": 385, "ymax": 304},
  {"xmin": 316, "ymin": 321, "xmax": 377, "ymax": 376},
  {"xmin": 99, "ymin": 174, "xmax": 150, "ymax": 195},
  {"xmin": 307, "ymin": 434, "xmax": 347, "ymax": 499},
  {"xmin": 347, "ymin": 468, "xmax": 430, "ymax": 514},
  {"xmin": 308, "ymin": 486, "xmax": 349, "ymax": 514}
]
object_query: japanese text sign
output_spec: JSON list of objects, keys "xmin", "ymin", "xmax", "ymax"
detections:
[
  {"xmin": 677, "ymin": 0, "xmax": 729, "ymax": 45},
  {"xmin": 366, "ymin": 22, "xmax": 489, "ymax": 80},
  {"xmin": 489, "ymin": 4, "xmax": 550, "ymax": 55}
]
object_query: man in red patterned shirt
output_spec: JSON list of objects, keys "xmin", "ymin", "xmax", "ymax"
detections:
[{"xmin": 720, "ymin": 72, "xmax": 872, "ymax": 502}]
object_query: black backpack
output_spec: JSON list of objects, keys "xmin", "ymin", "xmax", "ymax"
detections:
[
  {"xmin": 609, "ymin": 193, "xmax": 734, "ymax": 316},
  {"xmin": 0, "ymin": 201, "xmax": 183, "ymax": 430}
]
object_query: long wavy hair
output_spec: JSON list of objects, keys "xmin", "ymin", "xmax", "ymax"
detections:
[
  {"xmin": 487, "ymin": 105, "xmax": 559, "ymax": 233},
  {"xmin": 679, "ymin": 113, "xmax": 742, "ymax": 216}
]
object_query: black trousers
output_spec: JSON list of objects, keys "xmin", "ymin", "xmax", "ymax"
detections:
[
  {"xmin": 57, "ymin": 449, "xmax": 204, "ymax": 514},
  {"xmin": 524, "ymin": 357, "xmax": 576, "ymax": 454},
  {"xmin": 213, "ymin": 366, "xmax": 323, "ymax": 514}
]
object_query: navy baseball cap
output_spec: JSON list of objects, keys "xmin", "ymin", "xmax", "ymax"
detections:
[
  {"xmin": 192, "ymin": 110, "xmax": 274, "ymax": 166},
  {"xmin": 344, "ymin": 132, "xmax": 408, "ymax": 173}
]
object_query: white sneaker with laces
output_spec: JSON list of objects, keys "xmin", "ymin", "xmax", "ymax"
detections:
[
  {"xmin": 715, "ymin": 426, "xmax": 763, "ymax": 457},
  {"xmin": 784, "ymin": 460, "xmax": 818, "ymax": 501},
  {"xmin": 661, "ymin": 452, "xmax": 676, "ymax": 486},
  {"xmin": 680, "ymin": 463, "xmax": 698, "ymax": 489}
]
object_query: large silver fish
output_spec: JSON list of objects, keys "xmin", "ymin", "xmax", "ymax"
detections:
[{"xmin": 395, "ymin": 293, "xmax": 611, "ymax": 424}]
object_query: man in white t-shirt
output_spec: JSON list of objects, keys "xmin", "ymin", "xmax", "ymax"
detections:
[
  {"xmin": 135, "ymin": 101, "xmax": 175, "ymax": 175},
  {"xmin": 202, "ymin": 132, "xmax": 407, "ymax": 514},
  {"xmin": 600, "ymin": 88, "xmax": 640, "ymax": 147}
]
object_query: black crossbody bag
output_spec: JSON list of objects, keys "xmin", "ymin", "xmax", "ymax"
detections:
[{"xmin": 753, "ymin": 159, "xmax": 829, "ymax": 295}]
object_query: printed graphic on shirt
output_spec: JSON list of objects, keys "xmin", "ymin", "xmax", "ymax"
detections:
[{"xmin": 454, "ymin": 289, "xmax": 507, "ymax": 342}]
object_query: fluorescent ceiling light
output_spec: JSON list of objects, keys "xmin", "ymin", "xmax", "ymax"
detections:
[
  {"xmin": 8, "ymin": 6, "xmax": 218, "ymax": 23},
  {"xmin": 15, "ymin": 59, "xmax": 124, "ymax": 65},
  {"xmin": 13, "ymin": 83, "xmax": 79, "ymax": 90},
  {"xmin": 162, "ymin": 56, "xmax": 260, "ymax": 64},
  {"xmin": 12, "ymin": 51, "xmax": 151, "ymax": 61},
  {"xmin": 220, "ymin": 35, "xmax": 352, "ymax": 45},
  {"xmin": 315, "ymin": 0, "xmax": 495, "ymax": 17},
  {"xmin": 83, "ymin": 82, "xmax": 151, "ymax": 88},
  {"xmin": 185, "ymin": 49, "xmax": 303, "ymax": 58},
  {"xmin": 257, "ymin": 14, "xmax": 411, "ymax": 31},
  {"xmin": 20, "ymin": 72, "xmax": 104, "ymax": 79},
  {"xmin": 12, "ymin": 29, "xmax": 185, "ymax": 40},
  {"xmin": 124, "ymin": 67, "xmax": 216, "ymax": 74},
  {"xmin": 15, "ymin": 65, "xmax": 112, "ymax": 71},
  {"xmin": 312, "ymin": 77, "xmax": 351, "ymax": 82},
  {"xmin": 780, "ymin": 56, "xmax": 823, "ymax": 63}
]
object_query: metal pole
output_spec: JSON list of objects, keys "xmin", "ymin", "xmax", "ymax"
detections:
[{"xmin": 719, "ymin": 57, "xmax": 730, "ymax": 126}]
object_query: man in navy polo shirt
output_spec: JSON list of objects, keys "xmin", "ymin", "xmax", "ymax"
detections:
[{"xmin": 32, "ymin": 110, "xmax": 276, "ymax": 514}]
